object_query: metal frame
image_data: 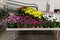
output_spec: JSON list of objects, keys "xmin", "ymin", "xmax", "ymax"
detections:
[
  {"xmin": 6, "ymin": 0, "xmax": 38, "ymax": 10},
  {"xmin": 6, "ymin": 28, "xmax": 60, "ymax": 31}
]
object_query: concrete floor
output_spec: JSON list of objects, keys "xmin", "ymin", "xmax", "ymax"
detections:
[
  {"xmin": 0, "ymin": 30, "xmax": 58, "ymax": 40},
  {"xmin": 16, "ymin": 35, "xmax": 54, "ymax": 40},
  {"xmin": 0, "ymin": 29, "xmax": 14, "ymax": 40},
  {"xmin": 15, "ymin": 31, "xmax": 56, "ymax": 40}
]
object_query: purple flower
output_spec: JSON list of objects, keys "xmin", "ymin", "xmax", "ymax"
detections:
[
  {"xmin": 12, "ymin": 19, "xmax": 17, "ymax": 23},
  {"xmin": 10, "ymin": 15, "xmax": 17, "ymax": 20},
  {"xmin": 16, "ymin": 16, "xmax": 21, "ymax": 21},
  {"xmin": 19, "ymin": 22, "xmax": 25, "ymax": 24},
  {"xmin": 6, "ymin": 13, "xmax": 48, "ymax": 26},
  {"xmin": 38, "ymin": 20, "xmax": 44, "ymax": 24}
]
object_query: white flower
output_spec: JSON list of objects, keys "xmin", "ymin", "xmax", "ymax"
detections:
[
  {"xmin": 43, "ymin": 14, "xmax": 58, "ymax": 21},
  {"xmin": 55, "ymin": 15, "xmax": 60, "ymax": 22},
  {"xmin": 56, "ymin": 19, "xmax": 60, "ymax": 22}
]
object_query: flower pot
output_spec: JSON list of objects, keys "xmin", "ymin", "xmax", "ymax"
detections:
[
  {"xmin": 32, "ymin": 26, "xmax": 35, "ymax": 28},
  {"xmin": 48, "ymin": 27, "xmax": 50, "ymax": 28},
  {"xmin": 18, "ymin": 26, "xmax": 20, "ymax": 28},
  {"xmin": 37, "ymin": 26, "xmax": 39, "ymax": 28},
  {"xmin": 23, "ymin": 26, "xmax": 27, "ymax": 28},
  {"xmin": 40, "ymin": 26, "xmax": 43, "ymax": 28},
  {"xmin": 28, "ymin": 26, "xmax": 31, "ymax": 28}
]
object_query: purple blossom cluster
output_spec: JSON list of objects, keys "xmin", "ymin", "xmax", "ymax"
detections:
[{"xmin": 6, "ymin": 14, "xmax": 45, "ymax": 25}]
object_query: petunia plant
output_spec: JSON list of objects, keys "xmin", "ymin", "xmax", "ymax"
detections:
[{"xmin": 6, "ymin": 6, "xmax": 60, "ymax": 28}]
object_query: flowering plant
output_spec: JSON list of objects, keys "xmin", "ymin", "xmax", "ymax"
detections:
[
  {"xmin": 16, "ymin": 7, "xmax": 44, "ymax": 20},
  {"xmin": 6, "ymin": 13, "xmax": 46, "ymax": 28},
  {"xmin": 6, "ymin": 7, "xmax": 60, "ymax": 28},
  {"xmin": 6, "ymin": 13, "xmax": 60, "ymax": 28}
]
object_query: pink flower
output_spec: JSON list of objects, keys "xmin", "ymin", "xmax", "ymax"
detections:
[
  {"xmin": 38, "ymin": 20, "xmax": 44, "ymax": 24},
  {"xmin": 17, "ymin": 16, "xmax": 21, "ymax": 20},
  {"xmin": 10, "ymin": 15, "xmax": 17, "ymax": 20}
]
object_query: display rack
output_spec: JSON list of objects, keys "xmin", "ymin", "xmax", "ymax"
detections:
[
  {"xmin": 6, "ymin": 0, "xmax": 60, "ymax": 30},
  {"xmin": 0, "ymin": 20, "xmax": 5, "ymax": 31},
  {"xmin": 6, "ymin": 28, "xmax": 60, "ymax": 31}
]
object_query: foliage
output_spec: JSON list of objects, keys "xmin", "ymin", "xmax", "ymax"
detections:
[
  {"xmin": 6, "ymin": 7, "xmax": 60, "ymax": 28},
  {"xmin": 0, "ymin": 9, "xmax": 9, "ymax": 19}
]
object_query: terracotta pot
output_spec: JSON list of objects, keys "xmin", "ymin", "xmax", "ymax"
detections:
[
  {"xmin": 26, "ymin": 26, "xmax": 29, "ymax": 28},
  {"xmin": 18, "ymin": 26, "xmax": 20, "ymax": 28},
  {"xmin": 40, "ymin": 26, "xmax": 43, "ymax": 28},
  {"xmin": 37, "ymin": 26, "xmax": 39, "ymax": 28},
  {"xmin": 28, "ymin": 26, "xmax": 31, "ymax": 28},
  {"xmin": 32, "ymin": 26, "xmax": 35, "ymax": 28},
  {"xmin": 47, "ymin": 27, "xmax": 50, "ymax": 28},
  {"xmin": 23, "ymin": 26, "xmax": 27, "ymax": 28}
]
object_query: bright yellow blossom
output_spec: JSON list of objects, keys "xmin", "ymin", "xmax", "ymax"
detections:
[{"xmin": 23, "ymin": 7, "xmax": 44, "ymax": 19}]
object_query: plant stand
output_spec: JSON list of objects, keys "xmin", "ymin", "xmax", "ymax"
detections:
[{"xmin": 6, "ymin": 28, "xmax": 60, "ymax": 40}]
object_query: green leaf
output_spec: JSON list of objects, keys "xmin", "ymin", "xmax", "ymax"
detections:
[{"xmin": 8, "ymin": 22, "xmax": 15, "ymax": 28}]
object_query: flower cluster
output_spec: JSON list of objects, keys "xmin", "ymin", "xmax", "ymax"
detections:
[
  {"xmin": 6, "ymin": 13, "xmax": 46, "ymax": 28},
  {"xmin": 6, "ymin": 13, "xmax": 60, "ymax": 28},
  {"xmin": 6, "ymin": 7, "xmax": 60, "ymax": 28},
  {"xmin": 23, "ymin": 7, "xmax": 44, "ymax": 19},
  {"xmin": 43, "ymin": 13, "xmax": 60, "ymax": 22}
]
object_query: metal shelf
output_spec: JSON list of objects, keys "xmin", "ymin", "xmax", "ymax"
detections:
[
  {"xmin": 0, "ymin": 19, "xmax": 5, "ymax": 31},
  {"xmin": 0, "ymin": 15, "xmax": 10, "ymax": 31},
  {"xmin": 6, "ymin": 28, "xmax": 60, "ymax": 31}
]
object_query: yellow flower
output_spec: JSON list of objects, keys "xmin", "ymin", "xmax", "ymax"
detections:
[
  {"xmin": 38, "ymin": 16, "xmax": 42, "ymax": 19},
  {"xmin": 23, "ymin": 7, "xmax": 44, "ymax": 19}
]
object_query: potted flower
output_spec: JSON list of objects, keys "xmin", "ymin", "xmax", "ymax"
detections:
[
  {"xmin": 56, "ymin": 22, "xmax": 60, "ymax": 28},
  {"xmin": 50, "ymin": 21, "xmax": 57, "ymax": 28},
  {"xmin": 23, "ymin": 23, "xmax": 28, "ymax": 28},
  {"xmin": 16, "ymin": 24, "xmax": 21, "ymax": 28},
  {"xmin": 7, "ymin": 22, "xmax": 15, "ymax": 28},
  {"xmin": 38, "ymin": 24, "xmax": 43, "ymax": 28},
  {"xmin": 29, "ymin": 24, "xmax": 35, "ymax": 28}
]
